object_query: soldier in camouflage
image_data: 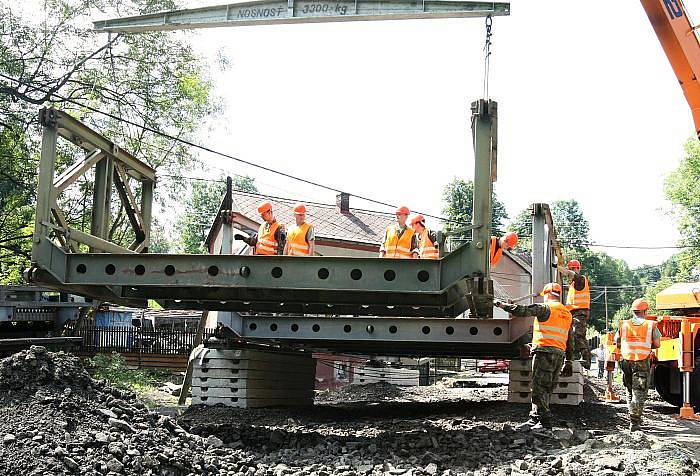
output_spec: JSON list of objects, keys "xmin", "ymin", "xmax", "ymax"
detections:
[
  {"xmin": 495, "ymin": 283, "xmax": 574, "ymax": 434},
  {"xmin": 615, "ymin": 298, "xmax": 661, "ymax": 431},
  {"xmin": 556, "ymin": 260, "xmax": 592, "ymax": 369}
]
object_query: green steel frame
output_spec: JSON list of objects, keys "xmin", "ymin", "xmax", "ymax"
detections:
[{"xmin": 27, "ymin": 100, "xmax": 497, "ymax": 319}]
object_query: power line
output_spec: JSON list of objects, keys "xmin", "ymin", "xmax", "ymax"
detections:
[{"xmin": 0, "ymin": 72, "xmax": 468, "ymax": 227}]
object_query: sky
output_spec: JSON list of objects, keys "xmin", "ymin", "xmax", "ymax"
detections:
[{"xmin": 119, "ymin": 0, "xmax": 695, "ymax": 268}]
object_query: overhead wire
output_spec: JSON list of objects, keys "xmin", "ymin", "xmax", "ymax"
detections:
[{"xmin": 0, "ymin": 71, "xmax": 467, "ymax": 227}]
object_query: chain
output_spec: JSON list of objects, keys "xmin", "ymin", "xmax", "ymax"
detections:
[{"xmin": 482, "ymin": 15, "xmax": 493, "ymax": 100}]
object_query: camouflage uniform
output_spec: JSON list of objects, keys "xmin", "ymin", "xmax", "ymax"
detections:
[
  {"xmin": 619, "ymin": 359, "xmax": 651, "ymax": 425},
  {"xmin": 571, "ymin": 308, "xmax": 591, "ymax": 367},
  {"xmin": 500, "ymin": 303, "xmax": 574, "ymax": 426}
]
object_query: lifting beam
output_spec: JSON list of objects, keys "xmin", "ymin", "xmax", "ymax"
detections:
[{"xmin": 93, "ymin": 0, "xmax": 509, "ymax": 32}]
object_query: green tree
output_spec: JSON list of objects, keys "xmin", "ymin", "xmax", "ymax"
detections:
[
  {"xmin": 507, "ymin": 207, "xmax": 533, "ymax": 253},
  {"xmin": 441, "ymin": 178, "xmax": 508, "ymax": 238},
  {"xmin": 175, "ymin": 175, "xmax": 258, "ymax": 253},
  {"xmin": 0, "ymin": 0, "xmax": 220, "ymax": 282},
  {"xmin": 665, "ymin": 139, "xmax": 700, "ymax": 280},
  {"xmin": 551, "ymin": 199, "xmax": 590, "ymax": 251}
]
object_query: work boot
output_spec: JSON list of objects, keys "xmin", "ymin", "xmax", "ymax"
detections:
[
  {"xmin": 531, "ymin": 421, "xmax": 553, "ymax": 436},
  {"xmin": 629, "ymin": 421, "xmax": 641, "ymax": 432},
  {"xmin": 580, "ymin": 360, "xmax": 591, "ymax": 370},
  {"xmin": 515, "ymin": 419, "xmax": 537, "ymax": 431}
]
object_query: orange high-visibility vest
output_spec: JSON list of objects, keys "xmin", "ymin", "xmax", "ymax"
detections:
[
  {"xmin": 532, "ymin": 301, "xmax": 573, "ymax": 351},
  {"xmin": 383, "ymin": 226, "xmax": 415, "ymax": 259},
  {"xmin": 490, "ymin": 237, "xmax": 502, "ymax": 266},
  {"xmin": 255, "ymin": 221, "xmax": 280, "ymax": 255},
  {"xmin": 566, "ymin": 276, "xmax": 591, "ymax": 310},
  {"xmin": 287, "ymin": 222, "xmax": 312, "ymax": 256},
  {"xmin": 620, "ymin": 319, "xmax": 655, "ymax": 361},
  {"xmin": 418, "ymin": 228, "xmax": 439, "ymax": 260}
]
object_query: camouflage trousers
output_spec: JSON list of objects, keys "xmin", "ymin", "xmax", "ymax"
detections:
[
  {"xmin": 571, "ymin": 309, "xmax": 591, "ymax": 367},
  {"xmin": 620, "ymin": 359, "xmax": 651, "ymax": 423},
  {"xmin": 529, "ymin": 351, "xmax": 565, "ymax": 425}
]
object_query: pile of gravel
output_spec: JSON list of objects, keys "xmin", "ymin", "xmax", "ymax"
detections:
[{"xmin": 0, "ymin": 346, "xmax": 252, "ymax": 475}]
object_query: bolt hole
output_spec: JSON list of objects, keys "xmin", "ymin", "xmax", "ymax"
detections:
[
  {"xmin": 164, "ymin": 265, "xmax": 175, "ymax": 276},
  {"xmin": 105, "ymin": 264, "xmax": 116, "ymax": 275},
  {"xmin": 318, "ymin": 268, "xmax": 329, "ymax": 279},
  {"xmin": 291, "ymin": 323, "xmax": 299, "ymax": 332},
  {"xmin": 366, "ymin": 325, "xmax": 374, "ymax": 334},
  {"xmin": 384, "ymin": 270, "xmax": 396, "ymax": 281},
  {"xmin": 76, "ymin": 264, "xmax": 86, "ymax": 274},
  {"xmin": 208, "ymin": 265, "xmax": 219, "ymax": 276},
  {"xmin": 271, "ymin": 267, "xmax": 283, "ymax": 278},
  {"xmin": 494, "ymin": 327, "xmax": 503, "ymax": 336},
  {"xmin": 422, "ymin": 326, "xmax": 431, "ymax": 335},
  {"xmin": 134, "ymin": 265, "xmax": 145, "ymax": 276},
  {"xmin": 469, "ymin": 326, "xmax": 479, "ymax": 335},
  {"xmin": 312, "ymin": 324, "xmax": 320, "ymax": 332},
  {"xmin": 343, "ymin": 325, "xmax": 352, "ymax": 333},
  {"xmin": 239, "ymin": 266, "xmax": 250, "ymax": 277},
  {"xmin": 417, "ymin": 270, "xmax": 430, "ymax": 282},
  {"xmin": 350, "ymin": 269, "xmax": 362, "ymax": 280},
  {"xmin": 389, "ymin": 325, "xmax": 398, "ymax": 334},
  {"xmin": 270, "ymin": 323, "xmax": 278, "ymax": 331},
  {"xmin": 249, "ymin": 323, "xmax": 257, "ymax": 331},
  {"xmin": 446, "ymin": 326, "xmax": 455, "ymax": 335}
]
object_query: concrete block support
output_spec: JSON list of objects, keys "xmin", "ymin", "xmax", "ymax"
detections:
[
  {"xmin": 191, "ymin": 347, "xmax": 315, "ymax": 408},
  {"xmin": 507, "ymin": 358, "xmax": 584, "ymax": 406}
]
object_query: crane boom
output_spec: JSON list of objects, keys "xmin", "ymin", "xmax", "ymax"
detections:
[
  {"xmin": 93, "ymin": 0, "xmax": 509, "ymax": 33},
  {"xmin": 641, "ymin": 0, "xmax": 700, "ymax": 136}
]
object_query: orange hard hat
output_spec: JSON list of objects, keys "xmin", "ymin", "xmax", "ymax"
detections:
[
  {"xmin": 257, "ymin": 202, "xmax": 272, "ymax": 214},
  {"xmin": 541, "ymin": 282, "xmax": 562, "ymax": 296},
  {"xmin": 631, "ymin": 298, "xmax": 649, "ymax": 311},
  {"xmin": 396, "ymin": 206, "xmax": 410, "ymax": 216},
  {"xmin": 503, "ymin": 232, "xmax": 518, "ymax": 249},
  {"xmin": 410, "ymin": 214, "xmax": 425, "ymax": 226},
  {"xmin": 567, "ymin": 259, "xmax": 581, "ymax": 270},
  {"xmin": 293, "ymin": 204, "xmax": 306, "ymax": 215}
]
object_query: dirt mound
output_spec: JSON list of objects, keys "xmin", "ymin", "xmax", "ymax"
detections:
[{"xmin": 0, "ymin": 346, "xmax": 246, "ymax": 475}]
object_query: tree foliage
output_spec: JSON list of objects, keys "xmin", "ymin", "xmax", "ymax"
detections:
[
  {"xmin": 441, "ymin": 178, "xmax": 508, "ymax": 239},
  {"xmin": 175, "ymin": 176, "xmax": 258, "ymax": 254},
  {"xmin": 0, "ymin": 0, "xmax": 219, "ymax": 282}
]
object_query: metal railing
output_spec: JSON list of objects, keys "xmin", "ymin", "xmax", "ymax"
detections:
[{"xmin": 72, "ymin": 325, "xmax": 216, "ymax": 355}]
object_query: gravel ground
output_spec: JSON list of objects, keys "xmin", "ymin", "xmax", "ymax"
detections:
[{"xmin": 1, "ymin": 348, "xmax": 699, "ymax": 476}]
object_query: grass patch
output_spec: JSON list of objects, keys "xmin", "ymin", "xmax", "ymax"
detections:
[{"xmin": 86, "ymin": 353, "xmax": 174, "ymax": 407}]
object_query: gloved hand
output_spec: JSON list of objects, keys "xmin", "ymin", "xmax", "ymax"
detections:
[
  {"xmin": 493, "ymin": 300, "xmax": 505, "ymax": 309},
  {"xmin": 560, "ymin": 360, "xmax": 573, "ymax": 377},
  {"xmin": 234, "ymin": 234, "xmax": 246, "ymax": 241}
]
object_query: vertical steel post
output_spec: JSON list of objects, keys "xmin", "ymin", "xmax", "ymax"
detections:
[
  {"xmin": 471, "ymin": 99, "xmax": 495, "ymax": 275},
  {"xmin": 91, "ymin": 156, "xmax": 114, "ymax": 247},
  {"xmin": 140, "ymin": 180, "xmax": 154, "ymax": 250},
  {"xmin": 34, "ymin": 109, "xmax": 58, "ymax": 257},
  {"xmin": 531, "ymin": 204, "xmax": 546, "ymax": 303}
]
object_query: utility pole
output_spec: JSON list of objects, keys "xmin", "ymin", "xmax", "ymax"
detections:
[{"xmin": 604, "ymin": 286, "xmax": 609, "ymax": 331}]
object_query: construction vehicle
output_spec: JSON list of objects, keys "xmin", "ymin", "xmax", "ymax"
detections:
[{"xmin": 0, "ymin": 285, "xmax": 86, "ymax": 353}]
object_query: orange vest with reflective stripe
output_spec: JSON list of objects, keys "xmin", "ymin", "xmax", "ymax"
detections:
[
  {"xmin": 287, "ymin": 222, "xmax": 312, "ymax": 256},
  {"xmin": 532, "ymin": 302, "xmax": 573, "ymax": 351},
  {"xmin": 384, "ymin": 225, "xmax": 415, "ymax": 259},
  {"xmin": 255, "ymin": 221, "xmax": 280, "ymax": 256},
  {"xmin": 566, "ymin": 276, "xmax": 590, "ymax": 310},
  {"xmin": 418, "ymin": 228, "xmax": 439, "ymax": 260},
  {"xmin": 620, "ymin": 319, "xmax": 655, "ymax": 361},
  {"xmin": 490, "ymin": 237, "xmax": 502, "ymax": 266}
]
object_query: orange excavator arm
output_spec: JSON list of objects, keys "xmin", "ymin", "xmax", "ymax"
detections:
[{"xmin": 641, "ymin": 0, "xmax": 700, "ymax": 137}]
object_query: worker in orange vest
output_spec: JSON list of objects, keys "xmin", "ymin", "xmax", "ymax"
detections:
[
  {"xmin": 379, "ymin": 206, "xmax": 419, "ymax": 259},
  {"xmin": 494, "ymin": 283, "xmax": 574, "ymax": 434},
  {"xmin": 615, "ymin": 298, "xmax": 661, "ymax": 431},
  {"xmin": 284, "ymin": 204, "xmax": 315, "ymax": 256},
  {"xmin": 490, "ymin": 232, "xmax": 518, "ymax": 266},
  {"xmin": 410, "ymin": 214, "xmax": 439, "ymax": 260},
  {"xmin": 556, "ymin": 259, "xmax": 592, "ymax": 369},
  {"xmin": 236, "ymin": 202, "xmax": 286, "ymax": 255}
]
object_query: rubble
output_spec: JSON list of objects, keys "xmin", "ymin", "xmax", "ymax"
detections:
[{"xmin": 0, "ymin": 347, "xmax": 698, "ymax": 476}]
